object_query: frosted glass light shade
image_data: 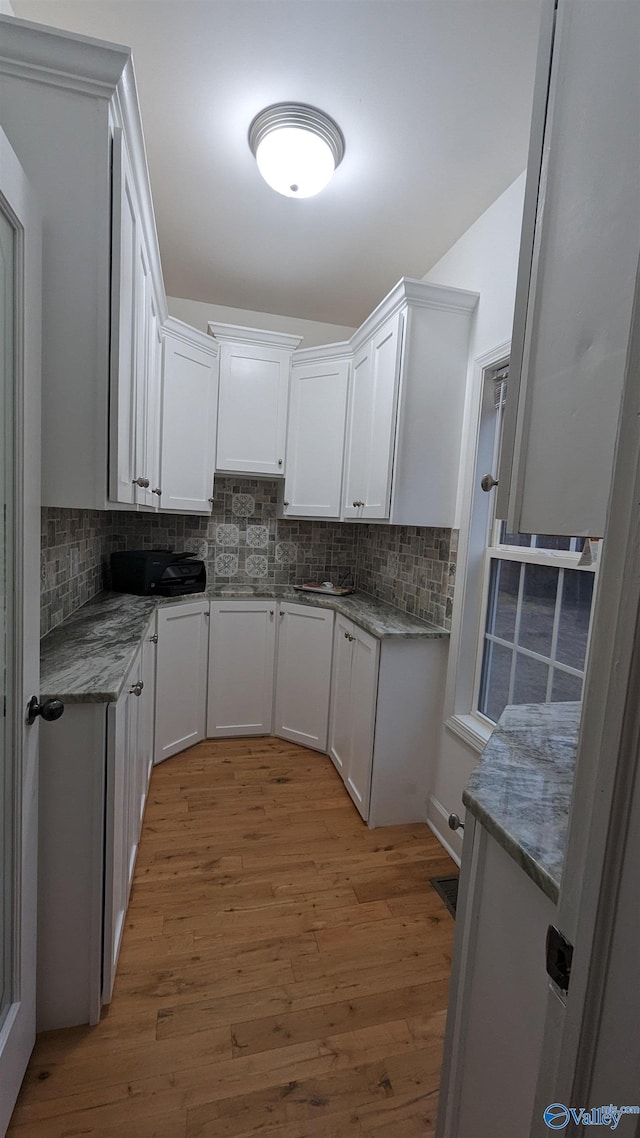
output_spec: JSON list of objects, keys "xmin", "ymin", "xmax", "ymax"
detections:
[{"xmin": 249, "ymin": 103, "xmax": 345, "ymax": 199}]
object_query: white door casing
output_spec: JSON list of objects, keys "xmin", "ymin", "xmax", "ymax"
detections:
[{"xmin": 0, "ymin": 127, "xmax": 42, "ymax": 1134}]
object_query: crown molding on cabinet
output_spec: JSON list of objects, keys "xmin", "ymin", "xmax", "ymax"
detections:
[
  {"xmin": 163, "ymin": 316, "xmax": 218, "ymax": 355},
  {"xmin": 0, "ymin": 15, "xmax": 167, "ymax": 325},
  {"xmin": 208, "ymin": 322, "xmax": 303, "ymax": 351},
  {"xmin": 350, "ymin": 277, "xmax": 479, "ymax": 357},
  {"xmin": 293, "ymin": 340, "xmax": 352, "ymax": 364}
]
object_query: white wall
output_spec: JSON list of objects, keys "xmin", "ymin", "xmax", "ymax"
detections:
[
  {"xmin": 167, "ymin": 296, "xmax": 355, "ymax": 350},
  {"xmin": 421, "ymin": 171, "xmax": 526, "ymax": 861}
]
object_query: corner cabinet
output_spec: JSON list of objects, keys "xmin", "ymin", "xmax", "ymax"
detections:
[
  {"xmin": 158, "ymin": 318, "xmax": 218, "ymax": 513},
  {"xmin": 210, "ymin": 323, "xmax": 302, "ymax": 476},
  {"xmin": 207, "ymin": 600, "xmax": 277, "ymax": 737},
  {"xmin": 274, "ymin": 602, "xmax": 334, "ymax": 751},
  {"xmin": 155, "ymin": 602, "xmax": 209, "ymax": 763},
  {"xmin": 497, "ymin": 0, "xmax": 640, "ymax": 537}
]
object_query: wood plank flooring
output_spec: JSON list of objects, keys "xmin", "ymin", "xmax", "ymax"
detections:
[{"xmin": 8, "ymin": 738, "xmax": 457, "ymax": 1138}]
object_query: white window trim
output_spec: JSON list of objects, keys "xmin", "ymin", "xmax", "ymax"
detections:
[{"xmin": 442, "ymin": 341, "xmax": 512, "ymax": 748}]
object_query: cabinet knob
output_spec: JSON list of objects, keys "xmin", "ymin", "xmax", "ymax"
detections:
[
  {"xmin": 279, "ymin": 610, "xmax": 285, "ymax": 618},
  {"xmin": 26, "ymin": 696, "xmax": 64, "ymax": 726},
  {"xmin": 149, "ymin": 633, "xmax": 158, "ymax": 644},
  {"xmin": 133, "ymin": 476, "xmax": 150, "ymax": 489},
  {"xmin": 448, "ymin": 812, "xmax": 465, "ymax": 832},
  {"xmin": 283, "ymin": 501, "xmax": 289, "ymax": 507},
  {"xmin": 208, "ymin": 497, "xmax": 214, "ymax": 505},
  {"xmin": 129, "ymin": 681, "xmax": 144, "ymax": 697},
  {"xmin": 352, "ymin": 499, "xmax": 364, "ymax": 508},
  {"xmin": 277, "ymin": 458, "xmax": 283, "ymax": 467},
  {"xmin": 269, "ymin": 609, "xmax": 275, "ymax": 616},
  {"xmin": 480, "ymin": 474, "xmax": 499, "ymax": 493},
  {"xmin": 152, "ymin": 487, "xmax": 162, "ymax": 496}
]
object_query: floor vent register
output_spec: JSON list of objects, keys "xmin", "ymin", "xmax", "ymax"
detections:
[{"xmin": 429, "ymin": 875, "xmax": 459, "ymax": 917}]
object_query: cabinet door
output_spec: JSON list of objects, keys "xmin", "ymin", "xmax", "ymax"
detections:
[
  {"xmin": 343, "ymin": 311, "xmax": 402, "ymax": 520},
  {"xmin": 274, "ymin": 603, "xmax": 334, "ymax": 751},
  {"xmin": 207, "ymin": 601, "xmax": 276, "ymax": 736},
  {"xmin": 138, "ymin": 621, "xmax": 157, "ymax": 813},
  {"xmin": 345, "ymin": 625, "xmax": 379, "ymax": 820},
  {"xmin": 216, "ymin": 341, "xmax": 290, "ymax": 475},
  {"xmin": 285, "ymin": 357, "xmax": 349, "ymax": 517},
  {"xmin": 109, "ymin": 129, "xmax": 138, "ymax": 506},
  {"xmin": 140, "ymin": 289, "xmax": 162, "ymax": 510},
  {"xmin": 498, "ymin": 1, "xmax": 640, "ymax": 537},
  {"xmin": 155, "ymin": 602, "xmax": 209, "ymax": 762},
  {"xmin": 160, "ymin": 330, "xmax": 218, "ymax": 512},
  {"xmin": 328, "ymin": 613, "xmax": 355, "ymax": 776}
]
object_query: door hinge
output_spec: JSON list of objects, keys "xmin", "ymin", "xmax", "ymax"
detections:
[{"xmin": 546, "ymin": 924, "xmax": 573, "ymax": 994}]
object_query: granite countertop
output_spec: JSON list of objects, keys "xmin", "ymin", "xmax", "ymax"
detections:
[
  {"xmin": 463, "ymin": 702, "xmax": 581, "ymax": 903},
  {"xmin": 40, "ymin": 586, "xmax": 448, "ymax": 704}
]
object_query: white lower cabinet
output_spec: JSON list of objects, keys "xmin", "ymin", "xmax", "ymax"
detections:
[
  {"xmin": 274, "ymin": 602, "xmax": 334, "ymax": 751},
  {"xmin": 329, "ymin": 614, "xmax": 447, "ymax": 826},
  {"xmin": 437, "ymin": 818, "xmax": 555, "ymax": 1138},
  {"xmin": 155, "ymin": 601, "xmax": 209, "ymax": 763},
  {"xmin": 207, "ymin": 600, "xmax": 277, "ymax": 736},
  {"xmin": 37, "ymin": 616, "xmax": 157, "ymax": 1030},
  {"xmin": 329, "ymin": 615, "xmax": 379, "ymax": 819}
]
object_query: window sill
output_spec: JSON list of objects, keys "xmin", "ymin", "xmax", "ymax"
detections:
[{"xmin": 445, "ymin": 712, "xmax": 494, "ymax": 754}]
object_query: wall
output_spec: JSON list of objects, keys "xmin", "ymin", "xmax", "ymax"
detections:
[
  {"xmin": 421, "ymin": 172, "xmax": 526, "ymax": 860},
  {"xmin": 42, "ymin": 481, "xmax": 456, "ymax": 637},
  {"xmin": 167, "ymin": 296, "xmax": 355, "ymax": 350}
]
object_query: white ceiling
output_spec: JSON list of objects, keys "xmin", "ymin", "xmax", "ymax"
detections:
[{"xmin": 12, "ymin": 0, "xmax": 541, "ymax": 327}]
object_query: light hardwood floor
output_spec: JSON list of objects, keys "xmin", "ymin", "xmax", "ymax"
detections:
[{"xmin": 8, "ymin": 738, "xmax": 456, "ymax": 1138}]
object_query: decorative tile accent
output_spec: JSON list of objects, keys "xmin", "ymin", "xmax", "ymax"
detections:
[
  {"xmin": 215, "ymin": 552, "xmax": 239, "ymax": 576},
  {"xmin": 245, "ymin": 554, "xmax": 269, "ymax": 578},
  {"xmin": 245, "ymin": 524, "xmax": 269, "ymax": 549},
  {"xmin": 215, "ymin": 523, "xmax": 239, "ymax": 547},
  {"xmin": 185, "ymin": 537, "xmax": 209, "ymax": 560},
  {"xmin": 232, "ymin": 493, "xmax": 255, "ymax": 518},
  {"xmin": 275, "ymin": 541, "xmax": 298, "ymax": 565}
]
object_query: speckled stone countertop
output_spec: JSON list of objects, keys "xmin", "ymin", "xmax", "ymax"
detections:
[
  {"xmin": 40, "ymin": 587, "xmax": 448, "ymax": 704},
  {"xmin": 463, "ymin": 702, "xmax": 581, "ymax": 903}
]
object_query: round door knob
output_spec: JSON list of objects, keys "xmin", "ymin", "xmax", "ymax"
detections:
[
  {"xmin": 129, "ymin": 681, "xmax": 144, "ymax": 697},
  {"xmin": 448, "ymin": 812, "xmax": 465, "ymax": 832},
  {"xmin": 133, "ymin": 476, "xmax": 150, "ymax": 489},
  {"xmin": 480, "ymin": 474, "xmax": 499, "ymax": 493},
  {"xmin": 26, "ymin": 696, "xmax": 64, "ymax": 726},
  {"xmin": 152, "ymin": 487, "xmax": 162, "ymax": 496}
]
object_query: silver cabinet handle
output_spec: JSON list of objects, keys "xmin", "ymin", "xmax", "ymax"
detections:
[
  {"xmin": 344, "ymin": 630, "xmax": 349, "ymax": 639},
  {"xmin": 129, "ymin": 681, "xmax": 144, "ymax": 697},
  {"xmin": 149, "ymin": 633, "xmax": 158, "ymax": 644},
  {"xmin": 277, "ymin": 458, "xmax": 283, "ymax": 467},
  {"xmin": 283, "ymin": 501, "xmax": 289, "ymax": 507},
  {"xmin": 152, "ymin": 487, "xmax": 162, "ymax": 496},
  {"xmin": 448, "ymin": 812, "xmax": 465, "ymax": 832},
  {"xmin": 352, "ymin": 499, "xmax": 364, "ymax": 508},
  {"xmin": 208, "ymin": 497, "xmax": 214, "ymax": 505},
  {"xmin": 132, "ymin": 476, "xmax": 150, "ymax": 488},
  {"xmin": 279, "ymin": 610, "xmax": 285, "ymax": 618},
  {"xmin": 269, "ymin": 609, "xmax": 275, "ymax": 616}
]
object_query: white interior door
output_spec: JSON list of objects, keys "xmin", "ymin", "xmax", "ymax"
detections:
[{"xmin": 0, "ymin": 129, "xmax": 42, "ymax": 1134}]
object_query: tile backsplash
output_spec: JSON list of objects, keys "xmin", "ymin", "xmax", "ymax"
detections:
[{"xmin": 41, "ymin": 478, "xmax": 457, "ymax": 636}]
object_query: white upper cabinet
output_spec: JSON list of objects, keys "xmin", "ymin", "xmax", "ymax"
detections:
[
  {"xmin": 210, "ymin": 324, "xmax": 302, "ymax": 476},
  {"xmin": 342, "ymin": 279, "xmax": 478, "ymax": 525},
  {"xmin": 284, "ymin": 350, "xmax": 350, "ymax": 518},
  {"xmin": 343, "ymin": 310, "xmax": 403, "ymax": 520},
  {"xmin": 159, "ymin": 317, "xmax": 218, "ymax": 513},
  {"xmin": 497, "ymin": 0, "xmax": 640, "ymax": 537},
  {"xmin": 0, "ymin": 20, "xmax": 169, "ymax": 511}
]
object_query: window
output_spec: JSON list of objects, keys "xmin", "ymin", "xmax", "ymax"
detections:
[{"xmin": 473, "ymin": 366, "xmax": 597, "ymax": 725}]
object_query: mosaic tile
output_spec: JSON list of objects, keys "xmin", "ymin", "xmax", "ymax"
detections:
[
  {"xmin": 245, "ymin": 554, "xmax": 269, "ymax": 578},
  {"xmin": 276, "ymin": 541, "xmax": 298, "ymax": 565},
  {"xmin": 232, "ymin": 493, "xmax": 255, "ymax": 517},
  {"xmin": 215, "ymin": 552, "xmax": 239, "ymax": 576},
  {"xmin": 215, "ymin": 523, "xmax": 239, "ymax": 547},
  {"xmin": 245, "ymin": 524, "xmax": 270, "ymax": 549}
]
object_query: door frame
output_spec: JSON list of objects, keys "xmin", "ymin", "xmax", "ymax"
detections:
[
  {"xmin": 0, "ymin": 126, "xmax": 42, "ymax": 1133},
  {"xmin": 531, "ymin": 254, "xmax": 640, "ymax": 1126}
]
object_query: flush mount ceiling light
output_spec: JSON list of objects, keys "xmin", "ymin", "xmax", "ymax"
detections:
[{"xmin": 248, "ymin": 103, "xmax": 345, "ymax": 199}]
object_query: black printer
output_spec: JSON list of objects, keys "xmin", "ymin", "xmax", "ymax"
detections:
[{"xmin": 110, "ymin": 550, "xmax": 206, "ymax": 596}]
